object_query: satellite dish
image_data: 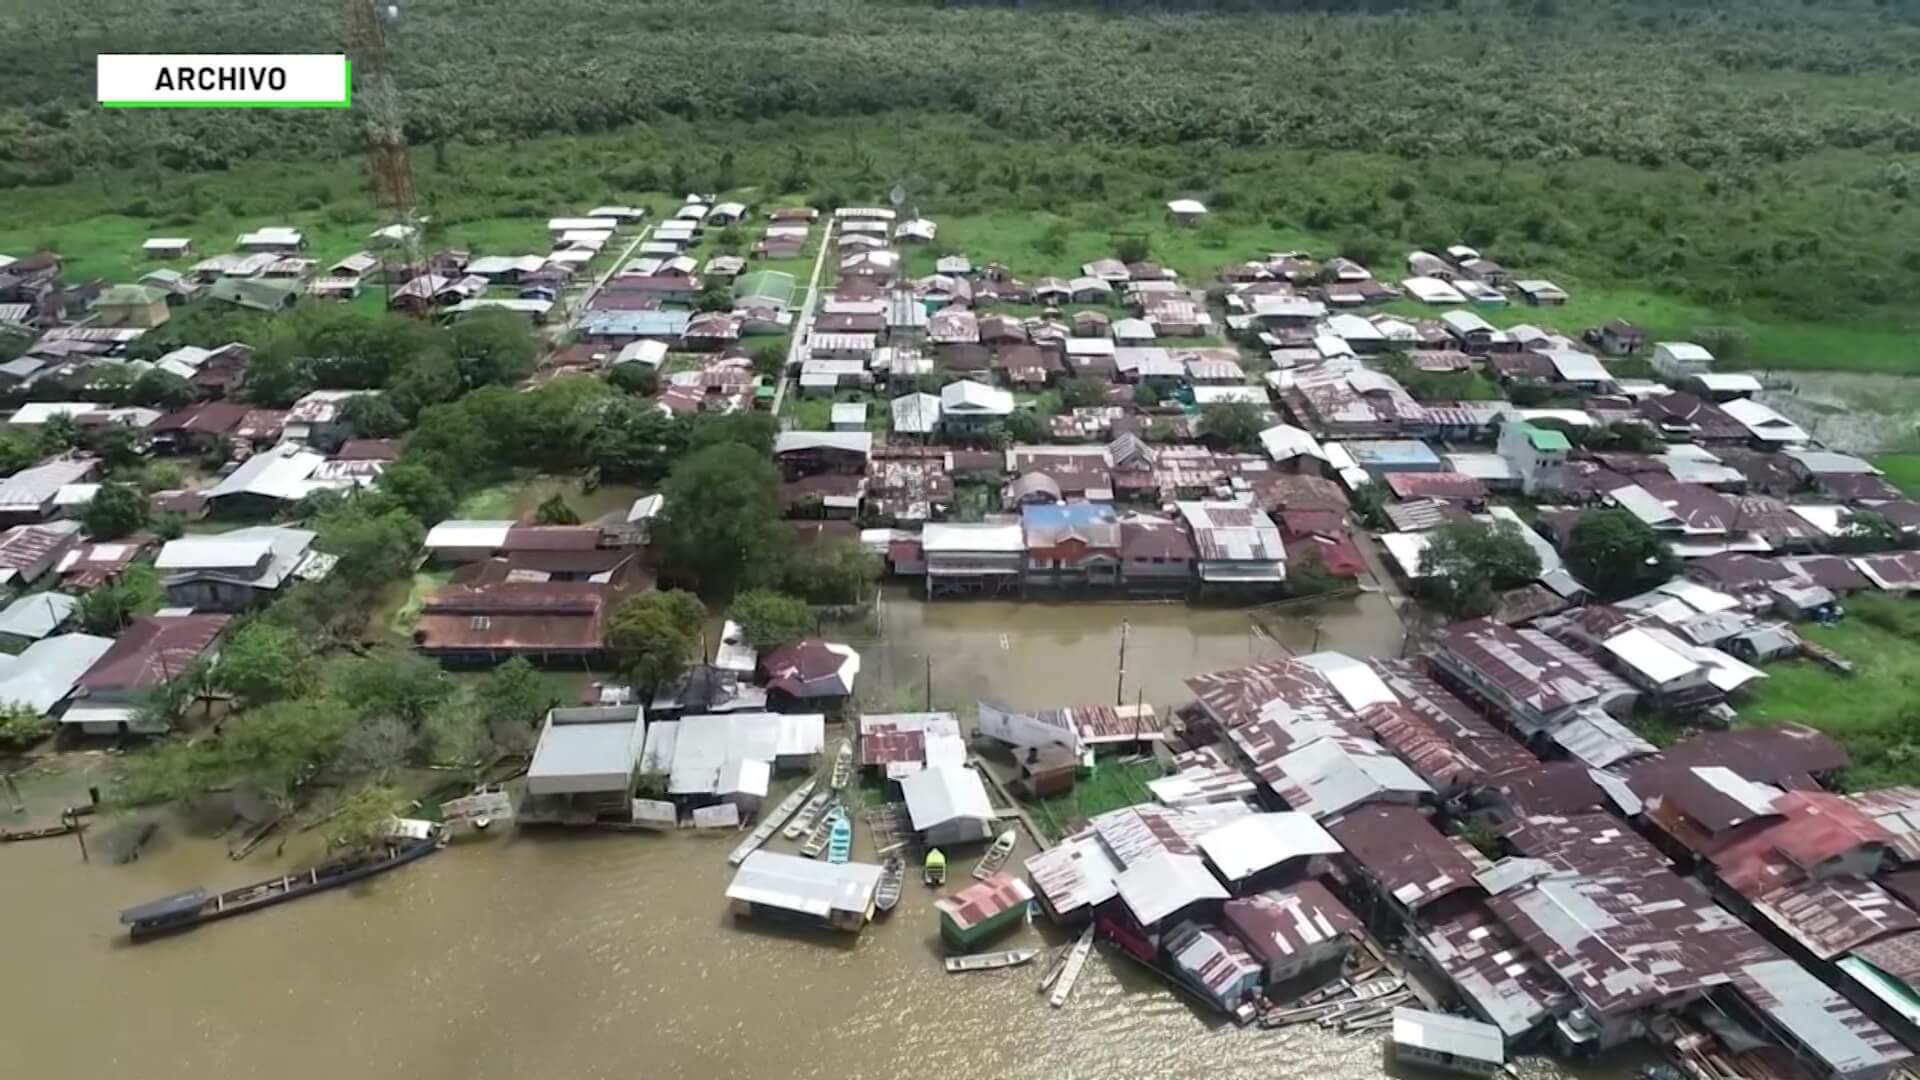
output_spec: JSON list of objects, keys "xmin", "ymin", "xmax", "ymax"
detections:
[{"xmin": 888, "ymin": 183, "xmax": 908, "ymax": 208}]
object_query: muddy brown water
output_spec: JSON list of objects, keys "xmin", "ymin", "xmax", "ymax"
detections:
[{"xmin": 3, "ymin": 595, "xmax": 1632, "ymax": 1080}]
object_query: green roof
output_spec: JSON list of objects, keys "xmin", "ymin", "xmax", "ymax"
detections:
[
  {"xmin": 734, "ymin": 269, "xmax": 796, "ymax": 308},
  {"xmin": 207, "ymin": 277, "xmax": 299, "ymax": 312},
  {"xmin": 1522, "ymin": 423, "xmax": 1570, "ymax": 452}
]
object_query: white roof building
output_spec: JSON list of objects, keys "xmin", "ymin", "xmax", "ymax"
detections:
[
  {"xmin": 1115, "ymin": 851, "xmax": 1229, "ymax": 927},
  {"xmin": 0, "ymin": 458, "xmax": 96, "ymax": 515},
  {"xmin": 0, "ymin": 633, "xmax": 114, "ymax": 715},
  {"xmin": 940, "ymin": 380, "xmax": 1014, "ymax": 418},
  {"xmin": 8, "ymin": 402, "xmax": 102, "ymax": 426},
  {"xmin": 1197, "ymin": 812, "xmax": 1341, "ymax": 884},
  {"xmin": 1166, "ymin": 199, "xmax": 1208, "ymax": 217},
  {"xmin": 667, "ymin": 712, "xmax": 825, "ymax": 795},
  {"xmin": 526, "ymin": 706, "xmax": 646, "ymax": 797},
  {"xmin": 726, "ymin": 850, "xmax": 883, "ymax": 927},
  {"xmin": 1258, "ymin": 424, "xmax": 1326, "ymax": 464},
  {"xmin": 204, "ymin": 444, "xmax": 327, "ymax": 502},
  {"xmin": 1402, "ymin": 277, "xmax": 1467, "ymax": 304},
  {"xmin": 614, "ymin": 340, "xmax": 669, "ymax": 368},
  {"xmin": 891, "ymin": 393, "xmax": 942, "ymax": 435},
  {"xmin": 1721, "ymin": 398, "xmax": 1810, "ymax": 444},
  {"xmin": 0, "ymin": 591, "xmax": 79, "ymax": 640},
  {"xmin": 899, "ymin": 765, "xmax": 995, "ymax": 832}
]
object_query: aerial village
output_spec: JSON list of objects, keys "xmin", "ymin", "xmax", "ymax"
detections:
[{"xmin": 7, "ymin": 192, "xmax": 1920, "ymax": 1080}]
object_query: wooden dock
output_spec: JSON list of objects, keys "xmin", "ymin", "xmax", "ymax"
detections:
[{"xmin": 729, "ymin": 778, "xmax": 817, "ymax": 866}]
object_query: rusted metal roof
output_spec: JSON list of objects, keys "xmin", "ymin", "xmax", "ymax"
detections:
[
  {"xmin": 1369, "ymin": 659, "xmax": 1539, "ymax": 780},
  {"xmin": 1845, "ymin": 786, "xmax": 1920, "ymax": 864},
  {"xmin": 1186, "ymin": 658, "xmax": 1350, "ymax": 733},
  {"xmin": 1623, "ymin": 724, "xmax": 1851, "ymax": 791},
  {"xmin": 1384, "ymin": 471, "xmax": 1488, "ymax": 502},
  {"xmin": 1327, "ymin": 804, "xmax": 1485, "ymax": 912},
  {"xmin": 1428, "ymin": 619, "xmax": 1612, "ymax": 731},
  {"xmin": 1490, "ymin": 813, "xmax": 1775, "ymax": 1017},
  {"xmin": 77, "ymin": 613, "xmax": 230, "ymax": 692},
  {"xmin": 415, "ymin": 582, "xmax": 609, "ymax": 652},
  {"xmin": 1416, "ymin": 903, "xmax": 1572, "ymax": 1038},
  {"xmin": 1024, "ymin": 829, "xmax": 1123, "ymax": 918},
  {"xmin": 1167, "ymin": 920, "xmax": 1264, "ymax": 1002},
  {"xmin": 934, "ymin": 872, "xmax": 1033, "ymax": 931},
  {"xmin": 1729, "ymin": 957, "xmax": 1913, "ymax": 1080},
  {"xmin": 1750, "ymin": 877, "xmax": 1920, "ymax": 961},
  {"xmin": 1088, "ymin": 803, "xmax": 1250, "ymax": 869},
  {"xmin": 1222, "ymin": 880, "xmax": 1360, "ymax": 965},
  {"xmin": 1359, "ymin": 702, "xmax": 1483, "ymax": 791}
]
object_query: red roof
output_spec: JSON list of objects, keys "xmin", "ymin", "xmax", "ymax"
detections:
[
  {"xmin": 1709, "ymin": 790, "xmax": 1896, "ymax": 896},
  {"xmin": 1384, "ymin": 472, "xmax": 1488, "ymax": 502},
  {"xmin": 1222, "ymin": 881, "xmax": 1360, "ymax": 965},
  {"xmin": 501, "ymin": 526, "xmax": 602, "ymax": 552},
  {"xmin": 334, "ymin": 439, "xmax": 400, "ymax": 462},
  {"xmin": 415, "ymin": 582, "xmax": 609, "ymax": 652},
  {"xmin": 148, "ymin": 401, "xmax": 249, "ymax": 435},
  {"xmin": 1327, "ymin": 805, "xmax": 1485, "ymax": 912},
  {"xmin": 78, "ymin": 613, "xmax": 231, "ymax": 692},
  {"xmin": 934, "ymin": 872, "xmax": 1034, "ymax": 931}
]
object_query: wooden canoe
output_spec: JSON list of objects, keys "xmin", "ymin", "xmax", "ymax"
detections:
[
  {"xmin": 945, "ymin": 947, "xmax": 1039, "ymax": 973},
  {"xmin": 972, "ymin": 827, "xmax": 1017, "ymax": 880},
  {"xmin": 875, "ymin": 856, "xmax": 904, "ymax": 913}
]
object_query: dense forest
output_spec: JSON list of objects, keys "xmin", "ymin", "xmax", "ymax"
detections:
[
  {"xmin": 3, "ymin": 0, "xmax": 1920, "ymax": 183},
  {"xmin": 2, "ymin": 0, "xmax": 1918, "ymax": 326}
]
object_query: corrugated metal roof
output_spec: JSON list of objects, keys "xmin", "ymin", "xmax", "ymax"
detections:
[
  {"xmin": 0, "ymin": 591, "xmax": 78, "ymax": 640},
  {"xmin": 1270, "ymin": 736, "xmax": 1433, "ymax": 819},
  {"xmin": 1115, "ymin": 851, "xmax": 1228, "ymax": 927},
  {"xmin": 526, "ymin": 707, "xmax": 644, "ymax": 796},
  {"xmin": 1197, "ymin": 813, "xmax": 1340, "ymax": 882},
  {"xmin": 1416, "ymin": 904, "xmax": 1571, "ymax": 1038},
  {"xmin": 899, "ymin": 766, "xmax": 993, "ymax": 830},
  {"xmin": 727, "ymin": 851, "xmax": 882, "ymax": 920},
  {"xmin": 934, "ymin": 872, "xmax": 1033, "ymax": 931},
  {"xmin": 1328, "ymin": 804, "xmax": 1484, "ymax": 911},
  {"xmin": 0, "ymin": 633, "xmax": 113, "ymax": 714},
  {"xmin": 666, "ymin": 712, "xmax": 824, "ymax": 794},
  {"xmin": 1024, "ymin": 830, "xmax": 1124, "ymax": 917},
  {"xmin": 1731, "ymin": 957, "xmax": 1912, "ymax": 1078},
  {"xmin": 1392, "ymin": 1007, "xmax": 1504, "ymax": 1066},
  {"xmin": 1223, "ymin": 881, "xmax": 1359, "ymax": 964}
]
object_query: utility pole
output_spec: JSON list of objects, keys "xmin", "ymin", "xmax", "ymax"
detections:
[
  {"xmin": 924, "ymin": 655, "xmax": 932, "ymax": 712},
  {"xmin": 1114, "ymin": 619, "xmax": 1129, "ymax": 707}
]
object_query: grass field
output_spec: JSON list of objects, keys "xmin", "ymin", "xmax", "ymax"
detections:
[
  {"xmin": 1743, "ymin": 594, "xmax": 1920, "ymax": 789},
  {"xmin": 1874, "ymin": 455, "xmax": 1920, "ymax": 496},
  {"xmin": 1021, "ymin": 758, "xmax": 1165, "ymax": 841}
]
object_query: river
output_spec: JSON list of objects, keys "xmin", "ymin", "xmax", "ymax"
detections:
[{"xmin": 1, "ymin": 593, "xmax": 1633, "ymax": 1080}]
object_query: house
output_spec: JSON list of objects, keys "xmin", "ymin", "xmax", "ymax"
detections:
[
  {"xmin": 937, "ymin": 873, "xmax": 1034, "ymax": 951},
  {"xmin": 927, "ymin": 307, "xmax": 979, "ymax": 346},
  {"xmin": 154, "ymin": 526, "xmax": 335, "ymax": 611},
  {"xmin": 0, "ymin": 459, "xmax": 97, "ymax": 523},
  {"xmin": 939, "ymin": 380, "xmax": 1014, "ymax": 434},
  {"xmin": 759, "ymin": 638, "xmax": 861, "ymax": 703},
  {"xmin": 922, "ymin": 522, "xmax": 1024, "ymax": 597},
  {"xmin": 1021, "ymin": 502, "xmax": 1121, "ymax": 587},
  {"xmin": 65, "ymin": 612, "xmax": 231, "ymax": 734},
  {"xmin": 413, "ymin": 582, "xmax": 613, "ymax": 665},
  {"xmin": 1175, "ymin": 501, "xmax": 1286, "ymax": 590},
  {"xmin": 1513, "ymin": 280, "xmax": 1568, "ymax": 305},
  {"xmin": 859, "ymin": 711, "xmax": 966, "ymax": 781},
  {"xmin": 1118, "ymin": 512, "xmax": 1196, "ymax": 593},
  {"xmin": 895, "ymin": 218, "xmax": 937, "ymax": 243},
  {"xmin": 203, "ymin": 443, "xmax": 329, "ymax": 514},
  {"xmin": 1429, "ymin": 618, "xmax": 1637, "ymax": 736},
  {"xmin": 727, "ymin": 850, "xmax": 883, "ymax": 933},
  {"xmin": 890, "ymin": 393, "xmax": 942, "ymax": 436},
  {"xmin": 830, "ymin": 401, "xmax": 868, "ymax": 433},
  {"xmin": 235, "ymin": 227, "xmax": 306, "ymax": 252},
  {"xmin": 92, "ymin": 284, "xmax": 171, "ymax": 329},
  {"xmin": 205, "ymin": 277, "xmax": 299, "ymax": 313},
  {"xmin": 1652, "ymin": 342, "xmax": 1715, "ymax": 379},
  {"xmin": 1165, "ymin": 920, "xmax": 1265, "ymax": 1017},
  {"xmin": 1390, "ymin": 1008, "xmax": 1505, "ymax": 1078},
  {"xmin": 1222, "ymin": 881, "xmax": 1360, "ymax": 986},
  {"xmin": 1497, "ymin": 419, "xmax": 1572, "ymax": 496},
  {"xmin": 0, "ymin": 632, "xmax": 113, "ymax": 722},
  {"xmin": 899, "ymin": 765, "xmax": 996, "ymax": 846},
  {"xmin": 1112, "ymin": 851, "xmax": 1231, "ymax": 943},
  {"xmin": 0, "ymin": 520, "xmax": 83, "ymax": 591},
  {"xmin": 1404, "ymin": 277, "xmax": 1468, "ymax": 305},
  {"xmin": 1196, "ymin": 811, "xmax": 1340, "ymax": 893},
  {"xmin": 1598, "ymin": 320, "xmax": 1648, "ymax": 356},
  {"xmin": 773, "ymin": 431, "xmax": 872, "ymax": 478},
  {"xmin": 0, "ymin": 590, "xmax": 78, "ymax": 646},
  {"xmin": 142, "ymin": 238, "xmax": 192, "ymax": 259},
  {"xmin": 1166, "ymin": 199, "xmax": 1208, "ymax": 226},
  {"xmin": 518, "ymin": 705, "xmax": 647, "ymax": 825},
  {"xmin": 1721, "ymin": 398, "xmax": 1810, "ymax": 446}
]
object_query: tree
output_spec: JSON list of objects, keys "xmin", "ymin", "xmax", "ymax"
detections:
[
  {"xmin": 655, "ymin": 444, "xmax": 788, "ymax": 595},
  {"xmin": 0, "ymin": 704, "xmax": 52, "ymax": 750},
  {"xmin": 130, "ymin": 368, "xmax": 196, "ymax": 409},
  {"xmin": 731, "ymin": 589, "xmax": 811, "ymax": 647},
  {"xmin": 339, "ymin": 393, "xmax": 407, "ymax": 439},
  {"xmin": 329, "ymin": 649, "xmax": 453, "ymax": 726},
  {"xmin": 215, "ymin": 699, "xmax": 355, "ymax": 812},
  {"xmin": 314, "ymin": 499, "xmax": 425, "ymax": 587},
  {"xmin": 85, "ymin": 424, "xmax": 143, "ymax": 472},
  {"xmin": 212, "ymin": 620, "xmax": 310, "ymax": 707},
  {"xmin": 1834, "ymin": 510, "xmax": 1902, "ymax": 554},
  {"xmin": 474, "ymin": 657, "xmax": 555, "ymax": 756},
  {"xmin": 1001, "ymin": 408, "xmax": 1044, "ymax": 444},
  {"xmin": 1132, "ymin": 384, "xmax": 1162, "ymax": 407},
  {"xmin": 1059, "ymin": 377, "xmax": 1106, "ymax": 409},
  {"xmin": 324, "ymin": 783, "xmax": 409, "ymax": 852},
  {"xmin": 607, "ymin": 364, "xmax": 659, "ymax": 396},
  {"xmin": 1564, "ymin": 509, "xmax": 1677, "ymax": 601},
  {"xmin": 448, "ymin": 310, "xmax": 538, "ymax": 388},
  {"xmin": 1416, "ymin": 520, "xmax": 1542, "ymax": 618},
  {"xmin": 695, "ymin": 282, "xmax": 734, "ymax": 313},
  {"xmin": 534, "ymin": 493, "xmax": 580, "ymax": 525},
  {"xmin": 77, "ymin": 564, "xmax": 164, "ymax": 635},
  {"xmin": 749, "ymin": 341, "xmax": 787, "ymax": 379},
  {"xmin": 1198, "ymin": 402, "xmax": 1265, "ymax": 451},
  {"xmin": 378, "ymin": 461, "xmax": 456, "ymax": 525},
  {"xmin": 591, "ymin": 398, "xmax": 689, "ymax": 482},
  {"xmin": 388, "ymin": 350, "xmax": 463, "ymax": 418},
  {"xmin": 688, "ymin": 411, "xmax": 777, "ymax": 456},
  {"xmin": 0, "ymin": 434, "xmax": 35, "ymax": 476},
  {"xmin": 333, "ymin": 715, "xmax": 417, "ymax": 780},
  {"xmin": 782, "ymin": 538, "xmax": 881, "ymax": 605},
  {"xmin": 82, "ymin": 482, "xmax": 148, "ymax": 540},
  {"xmin": 241, "ymin": 347, "xmax": 316, "ymax": 407},
  {"xmin": 139, "ymin": 460, "xmax": 185, "ymax": 494},
  {"xmin": 607, "ymin": 589, "xmax": 707, "ymax": 690},
  {"xmin": 35, "ymin": 414, "xmax": 79, "ymax": 455},
  {"xmin": 1114, "ymin": 233, "xmax": 1151, "ymax": 263}
]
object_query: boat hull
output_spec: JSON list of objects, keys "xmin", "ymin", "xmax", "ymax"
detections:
[{"xmin": 123, "ymin": 836, "xmax": 443, "ymax": 941}]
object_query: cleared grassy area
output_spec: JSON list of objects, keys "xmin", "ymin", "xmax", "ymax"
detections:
[
  {"xmin": 1743, "ymin": 594, "xmax": 1920, "ymax": 790},
  {"xmin": 453, "ymin": 472, "xmax": 644, "ymax": 523},
  {"xmin": 1022, "ymin": 757, "xmax": 1166, "ymax": 841},
  {"xmin": 901, "ymin": 210, "xmax": 1316, "ymax": 284},
  {"xmin": 1875, "ymin": 455, "xmax": 1920, "ymax": 496}
]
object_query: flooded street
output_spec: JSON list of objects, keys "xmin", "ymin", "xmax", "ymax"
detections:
[{"xmin": 2, "ymin": 593, "xmax": 1627, "ymax": 1080}]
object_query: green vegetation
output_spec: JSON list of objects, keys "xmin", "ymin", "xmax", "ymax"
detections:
[
  {"xmin": 1874, "ymin": 455, "xmax": 1920, "ymax": 497},
  {"xmin": 1414, "ymin": 519, "xmax": 1542, "ymax": 618},
  {"xmin": 1563, "ymin": 509, "xmax": 1678, "ymax": 601},
  {"xmin": 606, "ymin": 589, "xmax": 708, "ymax": 691},
  {"xmin": 730, "ymin": 589, "xmax": 812, "ymax": 649},
  {"xmin": 1023, "ymin": 758, "xmax": 1166, "ymax": 841},
  {"xmin": 1745, "ymin": 595, "xmax": 1920, "ymax": 789}
]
